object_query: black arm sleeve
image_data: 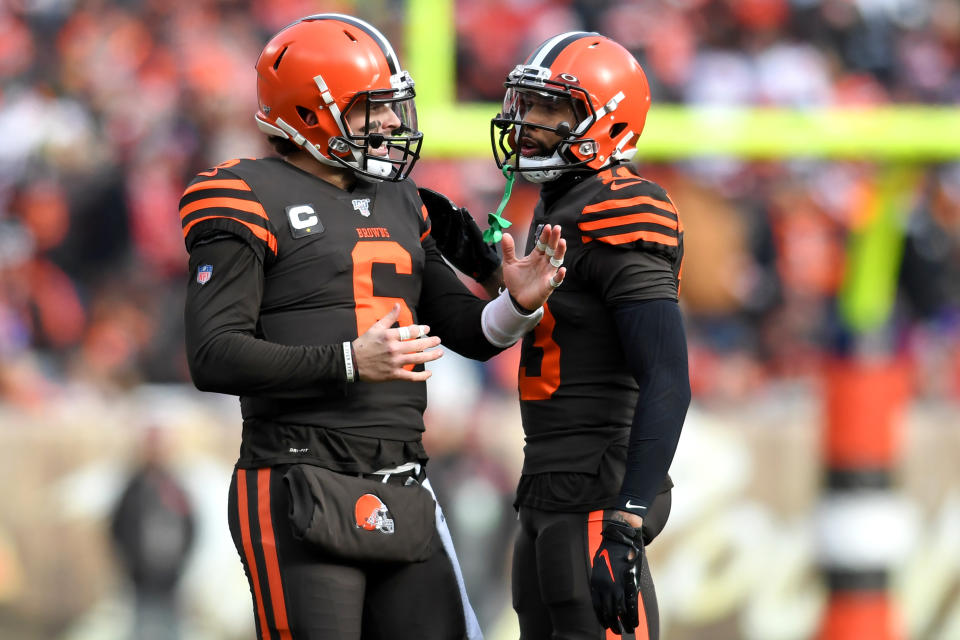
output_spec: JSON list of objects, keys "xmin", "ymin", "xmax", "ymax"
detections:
[
  {"xmin": 184, "ymin": 237, "xmax": 347, "ymax": 397},
  {"xmin": 416, "ymin": 235, "xmax": 503, "ymax": 361},
  {"xmin": 613, "ymin": 298, "xmax": 691, "ymax": 513}
]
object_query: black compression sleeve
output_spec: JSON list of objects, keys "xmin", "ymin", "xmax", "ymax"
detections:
[
  {"xmin": 184, "ymin": 237, "xmax": 347, "ymax": 397},
  {"xmin": 612, "ymin": 298, "xmax": 691, "ymax": 514}
]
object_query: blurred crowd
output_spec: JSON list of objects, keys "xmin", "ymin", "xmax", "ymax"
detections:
[
  {"xmin": 0, "ymin": 0, "xmax": 960, "ymax": 404},
  {"xmin": 0, "ymin": 1, "xmax": 958, "ymax": 638},
  {"xmin": 0, "ymin": 0, "xmax": 958, "ymax": 407}
]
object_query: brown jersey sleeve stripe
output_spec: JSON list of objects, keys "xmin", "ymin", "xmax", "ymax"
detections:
[
  {"xmin": 182, "ymin": 215, "xmax": 279, "ymax": 254},
  {"xmin": 579, "ymin": 212, "xmax": 678, "ymax": 233},
  {"xmin": 582, "ymin": 195, "xmax": 678, "ymax": 217},
  {"xmin": 582, "ymin": 229, "xmax": 679, "ymax": 247},
  {"xmin": 179, "ymin": 196, "xmax": 268, "ymax": 221},
  {"xmin": 183, "ymin": 178, "xmax": 252, "ymax": 195}
]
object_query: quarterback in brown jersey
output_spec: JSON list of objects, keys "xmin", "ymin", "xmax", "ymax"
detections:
[
  {"xmin": 424, "ymin": 32, "xmax": 691, "ymax": 640},
  {"xmin": 179, "ymin": 14, "xmax": 567, "ymax": 640}
]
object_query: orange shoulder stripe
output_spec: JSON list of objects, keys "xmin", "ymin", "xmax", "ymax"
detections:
[
  {"xmin": 183, "ymin": 179, "xmax": 252, "ymax": 195},
  {"xmin": 579, "ymin": 212, "xmax": 677, "ymax": 232},
  {"xmin": 582, "ymin": 229, "xmax": 679, "ymax": 247},
  {"xmin": 182, "ymin": 215, "xmax": 278, "ymax": 254},
  {"xmin": 179, "ymin": 196, "xmax": 268, "ymax": 221},
  {"xmin": 582, "ymin": 195, "xmax": 677, "ymax": 216}
]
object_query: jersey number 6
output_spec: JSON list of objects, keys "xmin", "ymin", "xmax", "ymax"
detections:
[{"xmin": 352, "ymin": 241, "xmax": 416, "ymax": 371}]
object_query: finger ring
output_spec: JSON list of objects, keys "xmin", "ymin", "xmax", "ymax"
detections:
[
  {"xmin": 535, "ymin": 241, "xmax": 548, "ymax": 252},
  {"xmin": 398, "ymin": 326, "xmax": 411, "ymax": 341},
  {"xmin": 417, "ymin": 326, "xmax": 427, "ymax": 339},
  {"xmin": 544, "ymin": 246, "xmax": 555, "ymax": 257},
  {"xmin": 549, "ymin": 275, "xmax": 562, "ymax": 289},
  {"xmin": 549, "ymin": 256, "xmax": 563, "ymax": 268}
]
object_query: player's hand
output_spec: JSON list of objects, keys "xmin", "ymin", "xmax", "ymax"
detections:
[
  {"xmin": 502, "ymin": 224, "xmax": 566, "ymax": 311},
  {"xmin": 589, "ymin": 520, "xmax": 642, "ymax": 635},
  {"xmin": 352, "ymin": 304, "xmax": 442, "ymax": 382}
]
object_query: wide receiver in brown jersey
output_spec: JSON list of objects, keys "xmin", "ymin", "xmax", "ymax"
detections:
[
  {"xmin": 422, "ymin": 32, "xmax": 691, "ymax": 640},
  {"xmin": 179, "ymin": 14, "xmax": 568, "ymax": 640}
]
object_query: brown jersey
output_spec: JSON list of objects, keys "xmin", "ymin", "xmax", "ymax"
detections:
[{"xmin": 180, "ymin": 157, "xmax": 495, "ymax": 469}]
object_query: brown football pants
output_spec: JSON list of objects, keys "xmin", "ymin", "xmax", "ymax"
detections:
[{"xmin": 227, "ymin": 465, "xmax": 472, "ymax": 640}]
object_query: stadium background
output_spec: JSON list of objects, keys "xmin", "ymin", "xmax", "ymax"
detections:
[{"xmin": 0, "ymin": 0, "xmax": 958, "ymax": 638}]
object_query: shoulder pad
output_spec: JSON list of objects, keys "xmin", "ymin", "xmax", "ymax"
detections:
[
  {"xmin": 179, "ymin": 159, "xmax": 278, "ymax": 257},
  {"xmin": 578, "ymin": 170, "xmax": 681, "ymax": 256}
]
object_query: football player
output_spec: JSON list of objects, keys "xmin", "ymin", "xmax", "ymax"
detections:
[
  {"xmin": 180, "ymin": 14, "xmax": 567, "ymax": 640},
  {"xmin": 423, "ymin": 32, "xmax": 690, "ymax": 639}
]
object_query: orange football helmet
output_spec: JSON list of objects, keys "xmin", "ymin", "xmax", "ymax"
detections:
[
  {"xmin": 354, "ymin": 493, "xmax": 394, "ymax": 534},
  {"xmin": 255, "ymin": 14, "xmax": 422, "ymax": 181},
  {"xmin": 491, "ymin": 32, "xmax": 651, "ymax": 182}
]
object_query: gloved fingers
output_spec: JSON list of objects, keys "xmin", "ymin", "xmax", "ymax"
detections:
[
  {"xmin": 607, "ymin": 590, "xmax": 628, "ymax": 632},
  {"xmin": 621, "ymin": 594, "xmax": 639, "ymax": 634},
  {"xmin": 602, "ymin": 597, "xmax": 622, "ymax": 632},
  {"xmin": 590, "ymin": 585, "xmax": 615, "ymax": 631},
  {"xmin": 590, "ymin": 587, "xmax": 606, "ymax": 627},
  {"xmin": 611, "ymin": 594, "xmax": 628, "ymax": 635}
]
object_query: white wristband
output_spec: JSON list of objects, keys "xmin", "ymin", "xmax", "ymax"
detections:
[
  {"xmin": 481, "ymin": 289, "xmax": 544, "ymax": 348},
  {"xmin": 343, "ymin": 341, "xmax": 356, "ymax": 383}
]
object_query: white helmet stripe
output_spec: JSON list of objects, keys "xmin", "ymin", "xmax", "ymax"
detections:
[{"xmin": 305, "ymin": 13, "xmax": 402, "ymax": 74}]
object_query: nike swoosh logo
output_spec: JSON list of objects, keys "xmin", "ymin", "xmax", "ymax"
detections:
[
  {"xmin": 624, "ymin": 500, "xmax": 646, "ymax": 511},
  {"xmin": 598, "ymin": 548, "xmax": 615, "ymax": 581},
  {"xmin": 606, "ymin": 179, "xmax": 645, "ymax": 191}
]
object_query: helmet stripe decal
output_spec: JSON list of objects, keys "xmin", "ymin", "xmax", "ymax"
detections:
[
  {"xmin": 302, "ymin": 13, "xmax": 401, "ymax": 75},
  {"xmin": 527, "ymin": 31, "xmax": 599, "ymax": 68}
]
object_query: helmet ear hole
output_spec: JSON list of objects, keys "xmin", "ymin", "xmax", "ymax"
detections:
[
  {"xmin": 296, "ymin": 106, "xmax": 318, "ymax": 126},
  {"xmin": 610, "ymin": 122, "xmax": 627, "ymax": 138},
  {"xmin": 273, "ymin": 46, "xmax": 288, "ymax": 70}
]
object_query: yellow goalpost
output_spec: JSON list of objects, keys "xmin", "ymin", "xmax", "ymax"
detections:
[{"xmin": 405, "ymin": 0, "xmax": 960, "ymax": 161}]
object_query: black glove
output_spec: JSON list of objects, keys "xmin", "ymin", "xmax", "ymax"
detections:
[
  {"xmin": 590, "ymin": 520, "xmax": 642, "ymax": 635},
  {"xmin": 417, "ymin": 187, "xmax": 501, "ymax": 283}
]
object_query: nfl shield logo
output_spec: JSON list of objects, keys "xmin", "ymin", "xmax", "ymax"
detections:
[{"xmin": 197, "ymin": 264, "xmax": 213, "ymax": 285}]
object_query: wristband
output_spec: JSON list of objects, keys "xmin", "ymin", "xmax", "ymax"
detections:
[
  {"xmin": 481, "ymin": 289, "xmax": 544, "ymax": 348},
  {"xmin": 615, "ymin": 495, "xmax": 648, "ymax": 516},
  {"xmin": 343, "ymin": 341, "xmax": 356, "ymax": 383}
]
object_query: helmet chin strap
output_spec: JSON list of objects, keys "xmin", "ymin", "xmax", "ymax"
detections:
[
  {"xmin": 513, "ymin": 122, "xmax": 573, "ymax": 183},
  {"xmin": 365, "ymin": 158, "xmax": 393, "ymax": 177},
  {"xmin": 362, "ymin": 134, "xmax": 392, "ymax": 177},
  {"xmin": 350, "ymin": 132, "xmax": 394, "ymax": 178},
  {"xmin": 517, "ymin": 151, "xmax": 566, "ymax": 183}
]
